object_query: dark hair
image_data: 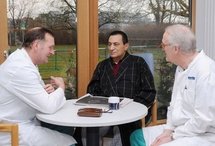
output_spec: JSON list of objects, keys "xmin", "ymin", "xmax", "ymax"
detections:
[
  {"xmin": 22, "ymin": 27, "xmax": 54, "ymax": 48},
  {"xmin": 108, "ymin": 30, "xmax": 128, "ymax": 44}
]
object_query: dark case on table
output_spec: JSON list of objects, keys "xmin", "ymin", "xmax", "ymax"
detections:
[{"xmin": 77, "ymin": 108, "xmax": 102, "ymax": 117}]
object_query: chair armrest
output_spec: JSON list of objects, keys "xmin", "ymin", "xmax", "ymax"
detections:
[
  {"xmin": 142, "ymin": 99, "xmax": 166, "ymax": 127},
  {"xmin": 0, "ymin": 123, "xmax": 19, "ymax": 146}
]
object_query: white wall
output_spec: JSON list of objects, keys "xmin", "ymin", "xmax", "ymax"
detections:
[{"xmin": 196, "ymin": 0, "xmax": 215, "ymax": 60}]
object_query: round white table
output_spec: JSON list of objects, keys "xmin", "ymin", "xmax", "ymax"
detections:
[{"xmin": 36, "ymin": 99, "xmax": 148, "ymax": 146}]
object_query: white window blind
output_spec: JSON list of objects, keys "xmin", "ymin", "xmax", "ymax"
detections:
[{"xmin": 196, "ymin": 0, "xmax": 215, "ymax": 60}]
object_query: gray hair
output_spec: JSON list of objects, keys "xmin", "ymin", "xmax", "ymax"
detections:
[{"xmin": 165, "ymin": 24, "xmax": 196, "ymax": 53}]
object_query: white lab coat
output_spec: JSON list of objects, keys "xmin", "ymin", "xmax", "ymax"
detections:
[
  {"xmin": 0, "ymin": 48, "xmax": 76, "ymax": 146},
  {"xmin": 143, "ymin": 51, "xmax": 215, "ymax": 146}
]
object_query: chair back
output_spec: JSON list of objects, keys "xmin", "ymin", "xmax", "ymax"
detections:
[{"xmin": 133, "ymin": 52, "xmax": 154, "ymax": 75}]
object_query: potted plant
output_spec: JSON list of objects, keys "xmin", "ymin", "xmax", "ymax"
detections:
[
  {"xmin": 58, "ymin": 48, "xmax": 77, "ymax": 100},
  {"xmin": 65, "ymin": 63, "xmax": 76, "ymax": 100}
]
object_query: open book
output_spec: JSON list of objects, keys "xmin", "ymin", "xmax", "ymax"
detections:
[
  {"xmin": 75, "ymin": 94, "xmax": 120, "ymax": 105},
  {"xmin": 75, "ymin": 94, "xmax": 133, "ymax": 107}
]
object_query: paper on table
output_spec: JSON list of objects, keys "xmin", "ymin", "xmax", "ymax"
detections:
[{"xmin": 119, "ymin": 98, "xmax": 133, "ymax": 108}]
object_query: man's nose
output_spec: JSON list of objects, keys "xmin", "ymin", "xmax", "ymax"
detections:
[
  {"xmin": 160, "ymin": 46, "xmax": 165, "ymax": 51},
  {"xmin": 50, "ymin": 49, "xmax": 56, "ymax": 55},
  {"xmin": 109, "ymin": 45, "xmax": 115, "ymax": 50}
]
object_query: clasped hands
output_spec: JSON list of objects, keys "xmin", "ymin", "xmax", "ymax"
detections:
[{"xmin": 44, "ymin": 76, "xmax": 65, "ymax": 94}]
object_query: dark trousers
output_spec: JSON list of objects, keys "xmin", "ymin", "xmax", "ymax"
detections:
[
  {"xmin": 73, "ymin": 120, "xmax": 142, "ymax": 146},
  {"xmin": 73, "ymin": 127, "xmax": 83, "ymax": 146},
  {"xmin": 40, "ymin": 121, "xmax": 75, "ymax": 136},
  {"xmin": 118, "ymin": 120, "xmax": 142, "ymax": 146},
  {"xmin": 118, "ymin": 107, "xmax": 151, "ymax": 146}
]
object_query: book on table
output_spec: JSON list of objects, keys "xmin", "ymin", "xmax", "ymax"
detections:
[
  {"xmin": 75, "ymin": 94, "xmax": 119, "ymax": 105},
  {"xmin": 75, "ymin": 93, "xmax": 133, "ymax": 107}
]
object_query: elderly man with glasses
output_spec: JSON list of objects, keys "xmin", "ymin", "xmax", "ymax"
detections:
[{"xmin": 142, "ymin": 24, "xmax": 215, "ymax": 146}]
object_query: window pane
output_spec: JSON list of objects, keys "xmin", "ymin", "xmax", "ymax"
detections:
[
  {"xmin": 98, "ymin": 0, "xmax": 191, "ymax": 119},
  {"xmin": 7, "ymin": 0, "xmax": 77, "ymax": 99}
]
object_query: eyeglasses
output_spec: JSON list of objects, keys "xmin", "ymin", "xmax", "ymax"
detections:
[{"xmin": 160, "ymin": 42, "xmax": 171, "ymax": 48}]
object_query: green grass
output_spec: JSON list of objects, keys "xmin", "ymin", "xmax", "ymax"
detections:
[
  {"xmin": 38, "ymin": 45, "xmax": 76, "ymax": 80},
  {"xmin": 40, "ymin": 44, "xmax": 107, "ymax": 79}
]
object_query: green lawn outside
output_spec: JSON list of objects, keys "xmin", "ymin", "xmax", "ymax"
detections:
[{"xmin": 39, "ymin": 45, "xmax": 76, "ymax": 80}]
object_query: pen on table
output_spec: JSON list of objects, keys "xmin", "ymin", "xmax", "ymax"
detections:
[{"xmin": 73, "ymin": 103, "xmax": 87, "ymax": 106}]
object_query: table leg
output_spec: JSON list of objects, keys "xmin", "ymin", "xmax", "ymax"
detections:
[{"xmin": 86, "ymin": 127, "xmax": 99, "ymax": 146}]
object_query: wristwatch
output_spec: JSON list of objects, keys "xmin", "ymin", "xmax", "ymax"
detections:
[{"xmin": 170, "ymin": 133, "xmax": 174, "ymax": 140}]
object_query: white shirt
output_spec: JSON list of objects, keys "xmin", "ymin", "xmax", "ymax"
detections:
[
  {"xmin": 165, "ymin": 51, "xmax": 215, "ymax": 143},
  {"xmin": 0, "ymin": 48, "xmax": 76, "ymax": 146}
]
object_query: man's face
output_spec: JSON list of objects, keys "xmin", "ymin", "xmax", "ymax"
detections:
[
  {"xmin": 34, "ymin": 33, "xmax": 55, "ymax": 65},
  {"xmin": 108, "ymin": 34, "xmax": 129, "ymax": 63},
  {"xmin": 161, "ymin": 32, "xmax": 176, "ymax": 64}
]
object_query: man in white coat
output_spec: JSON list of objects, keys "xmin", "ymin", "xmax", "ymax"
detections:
[
  {"xmin": 142, "ymin": 24, "xmax": 215, "ymax": 146},
  {"xmin": 0, "ymin": 27, "xmax": 76, "ymax": 146}
]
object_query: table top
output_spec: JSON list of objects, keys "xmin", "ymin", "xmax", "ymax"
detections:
[{"xmin": 36, "ymin": 99, "xmax": 148, "ymax": 127}]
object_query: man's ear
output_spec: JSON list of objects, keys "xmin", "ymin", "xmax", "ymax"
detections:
[
  {"xmin": 125, "ymin": 43, "xmax": 129, "ymax": 51},
  {"xmin": 31, "ymin": 40, "xmax": 40, "ymax": 50},
  {"xmin": 174, "ymin": 44, "xmax": 180, "ymax": 53}
]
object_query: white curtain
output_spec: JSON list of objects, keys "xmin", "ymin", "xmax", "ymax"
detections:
[{"xmin": 196, "ymin": 0, "xmax": 215, "ymax": 60}]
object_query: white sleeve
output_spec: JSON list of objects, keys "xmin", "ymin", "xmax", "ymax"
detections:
[
  {"xmin": 7, "ymin": 66, "xmax": 66, "ymax": 114},
  {"xmin": 164, "ymin": 103, "xmax": 176, "ymax": 130}
]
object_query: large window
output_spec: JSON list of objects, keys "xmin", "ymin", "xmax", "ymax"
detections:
[
  {"xmin": 5, "ymin": 0, "xmax": 192, "ymax": 120},
  {"xmin": 98, "ymin": 0, "xmax": 192, "ymax": 119}
]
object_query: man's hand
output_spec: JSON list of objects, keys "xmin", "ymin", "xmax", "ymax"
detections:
[
  {"xmin": 44, "ymin": 84, "xmax": 55, "ymax": 94},
  {"xmin": 151, "ymin": 129, "xmax": 173, "ymax": 146},
  {"xmin": 50, "ymin": 76, "xmax": 65, "ymax": 90}
]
